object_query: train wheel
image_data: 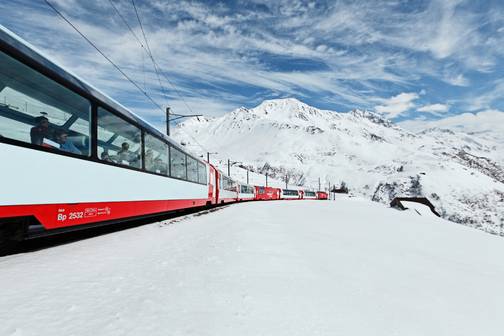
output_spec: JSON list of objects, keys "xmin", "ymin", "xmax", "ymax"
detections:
[{"xmin": 0, "ymin": 222, "xmax": 27, "ymax": 256}]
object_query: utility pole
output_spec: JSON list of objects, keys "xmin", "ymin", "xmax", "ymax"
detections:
[
  {"xmin": 165, "ymin": 107, "xmax": 202, "ymax": 137},
  {"xmin": 266, "ymin": 173, "xmax": 268, "ymax": 187},
  {"xmin": 318, "ymin": 177, "xmax": 321, "ymax": 191},
  {"xmin": 246, "ymin": 170, "xmax": 249, "ymax": 185},
  {"xmin": 206, "ymin": 152, "xmax": 218, "ymax": 164},
  {"xmin": 227, "ymin": 159, "xmax": 230, "ymax": 176},
  {"xmin": 166, "ymin": 107, "xmax": 171, "ymax": 136}
]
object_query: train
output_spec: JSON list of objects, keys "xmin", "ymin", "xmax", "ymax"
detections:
[{"xmin": 0, "ymin": 26, "xmax": 327, "ymax": 253}]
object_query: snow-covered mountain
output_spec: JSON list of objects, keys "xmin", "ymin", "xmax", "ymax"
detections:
[{"xmin": 173, "ymin": 98, "xmax": 504, "ymax": 235}]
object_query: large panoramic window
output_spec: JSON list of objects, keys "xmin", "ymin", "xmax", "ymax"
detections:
[
  {"xmin": 144, "ymin": 133, "xmax": 168, "ymax": 175},
  {"xmin": 97, "ymin": 107, "xmax": 142, "ymax": 168},
  {"xmin": 187, "ymin": 156, "xmax": 198, "ymax": 182},
  {"xmin": 0, "ymin": 50, "xmax": 91, "ymax": 156},
  {"xmin": 198, "ymin": 162, "xmax": 207, "ymax": 184},
  {"xmin": 241, "ymin": 185, "xmax": 254, "ymax": 194},
  {"xmin": 170, "ymin": 146, "xmax": 186, "ymax": 180}
]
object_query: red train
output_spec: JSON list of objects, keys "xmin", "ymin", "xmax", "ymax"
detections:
[{"xmin": 0, "ymin": 27, "xmax": 326, "ymax": 253}]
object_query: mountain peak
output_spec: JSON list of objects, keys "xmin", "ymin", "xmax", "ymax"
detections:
[{"xmin": 250, "ymin": 98, "xmax": 325, "ymax": 122}]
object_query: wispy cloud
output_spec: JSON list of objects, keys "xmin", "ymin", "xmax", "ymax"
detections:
[
  {"xmin": 0, "ymin": 0, "xmax": 503, "ymax": 125},
  {"xmin": 375, "ymin": 92, "xmax": 419, "ymax": 118},
  {"xmin": 417, "ymin": 103, "xmax": 450, "ymax": 115}
]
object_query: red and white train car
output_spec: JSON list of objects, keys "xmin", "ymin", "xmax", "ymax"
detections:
[
  {"xmin": 302, "ymin": 190, "xmax": 318, "ymax": 200},
  {"xmin": 217, "ymin": 171, "xmax": 238, "ymax": 204},
  {"xmin": 316, "ymin": 191, "xmax": 329, "ymax": 200},
  {"xmin": 0, "ymin": 27, "xmax": 219, "ymax": 251},
  {"xmin": 238, "ymin": 183, "xmax": 255, "ymax": 201},
  {"xmin": 254, "ymin": 186, "xmax": 281, "ymax": 200},
  {"xmin": 280, "ymin": 189, "xmax": 301, "ymax": 200}
]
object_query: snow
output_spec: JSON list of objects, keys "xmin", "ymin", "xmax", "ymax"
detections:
[
  {"xmin": 2, "ymin": 199, "xmax": 504, "ymax": 336},
  {"xmin": 400, "ymin": 201, "xmax": 438, "ymax": 217},
  {"xmin": 172, "ymin": 98, "xmax": 504, "ymax": 234}
]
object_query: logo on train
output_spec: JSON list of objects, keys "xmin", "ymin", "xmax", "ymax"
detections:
[{"xmin": 57, "ymin": 207, "xmax": 112, "ymax": 222}]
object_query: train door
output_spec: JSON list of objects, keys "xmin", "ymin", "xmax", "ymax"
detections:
[
  {"xmin": 215, "ymin": 169, "xmax": 221, "ymax": 204},
  {"xmin": 208, "ymin": 165, "xmax": 217, "ymax": 205}
]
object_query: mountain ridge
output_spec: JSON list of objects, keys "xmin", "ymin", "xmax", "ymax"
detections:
[{"xmin": 173, "ymin": 98, "xmax": 504, "ymax": 235}]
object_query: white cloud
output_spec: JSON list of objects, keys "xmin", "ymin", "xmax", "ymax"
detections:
[
  {"xmin": 417, "ymin": 103, "xmax": 450, "ymax": 114},
  {"xmin": 374, "ymin": 92, "xmax": 419, "ymax": 118},
  {"xmin": 444, "ymin": 73, "xmax": 469, "ymax": 86},
  {"xmin": 399, "ymin": 109, "xmax": 504, "ymax": 145}
]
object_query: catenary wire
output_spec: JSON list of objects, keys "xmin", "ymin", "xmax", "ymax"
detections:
[
  {"xmin": 129, "ymin": 0, "xmax": 197, "ymax": 117},
  {"xmin": 43, "ymin": 0, "xmax": 164, "ymax": 111}
]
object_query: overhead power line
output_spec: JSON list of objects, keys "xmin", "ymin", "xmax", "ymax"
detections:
[
  {"xmin": 124, "ymin": 0, "xmax": 207, "ymax": 151},
  {"xmin": 109, "ymin": 0, "xmax": 198, "ymax": 117},
  {"xmin": 106, "ymin": 1, "xmax": 208, "ymax": 153},
  {"xmin": 44, "ymin": 0, "xmax": 164, "ymax": 111},
  {"xmin": 130, "ymin": 0, "xmax": 170, "ymax": 105}
]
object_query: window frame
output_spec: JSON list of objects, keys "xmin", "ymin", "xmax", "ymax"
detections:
[
  {"xmin": 0, "ymin": 49, "xmax": 93, "ymax": 158},
  {"xmin": 0, "ymin": 43, "xmax": 208, "ymax": 185},
  {"xmin": 143, "ymin": 130, "xmax": 169, "ymax": 176},
  {"xmin": 169, "ymin": 144, "xmax": 188, "ymax": 181}
]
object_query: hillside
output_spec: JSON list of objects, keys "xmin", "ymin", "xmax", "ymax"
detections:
[{"xmin": 173, "ymin": 98, "xmax": 504, "ymax": 234}]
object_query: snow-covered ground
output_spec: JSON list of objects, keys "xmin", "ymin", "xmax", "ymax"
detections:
[{"xmin": 2, "ymin": 199, "xmax": 504, "ymax": 336}]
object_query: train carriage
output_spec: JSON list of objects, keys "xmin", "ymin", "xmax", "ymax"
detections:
[
  {"xmin": 254, "ymin": 186, "xmax": 280, "ymax": 200},
  {"xmin": 238, "ymin": 183, "xmax": 255, "ymax": 201},
  {"xmin": 0, "ymin": 26, "xmax": 216, "ymax": 250},
  {"xmin": 302, "ymin": 191, "xmax": 318, "ymax": 200},
  {"xmin": 280, "ymin": 189, "xmax": 301, "ymax": 200},
  {"xmin": 217, "ymin": 171, "xmax": 238, "ymax": 204},
  {"xmin": 316, "ymin": 191, "xmax": 328, "ymax": 200}
]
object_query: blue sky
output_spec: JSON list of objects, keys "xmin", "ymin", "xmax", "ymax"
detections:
[{"xmin": 1, "ymin": 0, "xmax": 504, "ymax": 129}]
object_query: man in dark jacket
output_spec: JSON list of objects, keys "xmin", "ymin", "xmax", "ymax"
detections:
[{"xmin": 30, "ymin": 116, "xmax": 50, "ymax": 145}]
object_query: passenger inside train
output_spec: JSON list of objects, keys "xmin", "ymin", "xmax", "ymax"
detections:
[
  {"xmin": 117, "ymin": 142, "xmax": 131, "ymax": 164},
  {"xmin": 30, "ymin": 116, "xmax": 51, "ymax": 146},
  {"xmin": 54, "ymin": 128, "xmax": 80, "ymax": 154}
]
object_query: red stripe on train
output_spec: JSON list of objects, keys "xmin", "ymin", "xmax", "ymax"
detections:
[{"xmin": 0, "ymin": 199, "xmax": 209, "ymax": 230}]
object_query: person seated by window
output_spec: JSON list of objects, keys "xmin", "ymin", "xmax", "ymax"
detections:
[
  {"xmin": 117, "ymin": 142, "xmax": 131, "ymax": 164},
  {"xmin": 30, "ymin": 116, "xmax": 51, "ymax": 145},
  {"xmin": 100, "ymin": 149, "xmax": 114, "ymax": 162},
  {"xmin": 54, "ymin": 128, "xmax": 81, "ymax": 154},
  {"xmin": 153, "ymin": 157, "xmax": 167, "ymax": 174}
]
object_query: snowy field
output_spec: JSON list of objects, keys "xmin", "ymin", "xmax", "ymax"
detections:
[{"xmin": 1, "ymin": 198, "xmax": 504, "ymax": 336}]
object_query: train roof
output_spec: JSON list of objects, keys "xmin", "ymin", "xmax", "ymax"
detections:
[{"xmin": 0, "ymin": 24, "xmax": 191, "ymax": 156}]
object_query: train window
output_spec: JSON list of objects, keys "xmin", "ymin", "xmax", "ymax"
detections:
[
  {"xmin": 198, "ymin": 162, "xmax": 207, "ymax": 184},
  {"xmin": 0, "ymin": 50, "xmax": 91, "ymax": 156},
  {"xmin": 144, "ymin": 133, "xmax": 168, "ymax": 175},
  {"xmin": 283, "ymin": 189, "xmax": 298, "ymax": 196},
  {"xmin": 170, "ymin": 146, "xmax": 186, "ymax": 179},
  {"xmin": 258, "ymin": 187, "xmax": 265, "ymax": 194},
  {"xmin": 187, "ymin": 156, "xmax": 198, "ymax": 182},
  {"xmin": 97, "ymin": 107, "xmax": 142, "ymax": 168},
  {"xmin": 223, "ymin": 176, "xmax": 236, "ymax": 191}
]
